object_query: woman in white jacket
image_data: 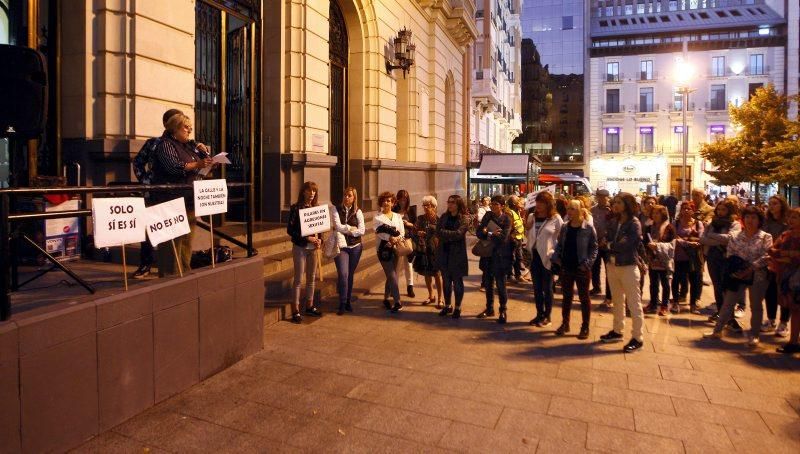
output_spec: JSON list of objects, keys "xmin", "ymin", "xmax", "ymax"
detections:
[
  {"xmin": 332, "ymin": 187, "xmax": 366, "ymax": 315},
  {"xmin": 375, "ymin": 191, "xmax": 406, "ymax": 313},
  {"xmin": 525, "ymin": 191, "xmax": 564, "ymax": 327}
]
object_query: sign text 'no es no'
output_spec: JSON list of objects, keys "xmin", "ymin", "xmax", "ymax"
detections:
[
  {"xmin": 143, "ymin": 198, "xmax": 191, "ymax": 247},
  {"xmin": 92, "ymin": 198, "xmax": 147, "ymax": 248},
  {"xmin": 193, "ymin": 179, "xmax": 228, "ymax": 217}
]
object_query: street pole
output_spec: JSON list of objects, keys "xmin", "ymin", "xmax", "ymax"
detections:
[{"xmin": 682, "ymin": 88, "xmax": 688, "ymax": 201}]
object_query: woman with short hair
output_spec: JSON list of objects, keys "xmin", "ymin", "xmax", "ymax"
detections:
[
  {"xmin": 436, "ymin": 195, "xmax": 470, "ymax": 318},
  {"xmin": 600, "ymin": 192, "xmax": 645, "ymax": 353},
  {"xmin": 476, "ymin": 195, "xmax": 512, "ymax": 323},
  {"xmin": 525, "ymin": 191, "xmax": 564, "ymax": 327},
  {"xmin": 376, "ymin": 191, "xmax": 406, "ymax": 313},
  {"xmin": 286, "ymin": 181, "xmax": 323, "ymax": 323},
  {"xmin": 414, "ymin": 195, "xmax": 443, "ymax": 308},
  {"xmin": 332, "ymin": 187, "xmax": 365, "ymax": 315},
  {"xmin": 705, "ymin": 206, "xmax": 773, "ymax": 346},
  {"xmin": 551, "ymin": 200, "xmax": 597, "ymax": 339},
  {"xmin": 762, "ymin": 195, "xmax": 790, "ymax": 336}
]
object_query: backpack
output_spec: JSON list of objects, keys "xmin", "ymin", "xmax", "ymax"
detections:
[{"xmin": 133, "ymin": 137, "xmax": 161, "ymax": 184}]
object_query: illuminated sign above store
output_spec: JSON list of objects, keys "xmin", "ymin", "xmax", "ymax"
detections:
[
  {"xmin": 710, "ymin": 125, "xmax": 726, "ymax": 133},
  {"xmin": 674, "ymin": 126, "xmax": 684, "ymax": 133},
  {"xmin": 606, "ymin": 127, "xmax": 619, "ymax": 134},
  {"xmin": 639, "ymin": 127, "xmax": 653, "ymax": 134}
]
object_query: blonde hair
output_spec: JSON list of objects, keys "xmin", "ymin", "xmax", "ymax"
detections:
[
  {"xmin": 567, "ymin": 199, "xmax": 588, "ymax": 222},
  {"xmin": 421, "ymin": 195, "xmax": 438, "ymax": 209},
  {"xmin": 165, "ymin": 113, "xmax": 191, "ymax": 135}
]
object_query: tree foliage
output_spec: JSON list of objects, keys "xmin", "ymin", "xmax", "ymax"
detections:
[{"xmin": 699, "ymin": 84, "xmax": 800, "ymax": 186}]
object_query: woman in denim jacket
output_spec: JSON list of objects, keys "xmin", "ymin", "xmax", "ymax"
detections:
[
  {"xmin": 600, "ymin": 192, "xmax": 645, "ymax": 353},
  {"xmin": 551, "ymin": 200, "xmax": 598, "ymax": 339}
]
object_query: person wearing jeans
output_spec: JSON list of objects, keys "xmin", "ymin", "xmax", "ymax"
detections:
[
  {"xmin": 332, "ymin": 187, "xmax": 365, "ymax": 315},
  {"xmin": 600, "ymin": 192, "xmax": 645, "ymax": 353},
  {"xmin": 436, "ymin": 195, "xmax": 470, "ymax": 319},
  {"xmin": 393, "ymin": 189, "xmax": 417, "ymax": 297},
  {"xmin": 762, "ymin": 195, "xmax": 789, "ymax": 335},
  {"xmin": 672, "ymin": 201, "xmax": 705, "ymax": 314},
  {"xmin": 376, "ymin": 191, "xmax": 406, "ymax": 313},
  {"xmin": 552, "ymin": 200, "xmax": 598, "ymax": 339},
  {"xmin": 590, "ymin": 189, "xmax": 613, "ymax": 305},
  {"xmin": 476, "ymin": 195, "xmax": 512, "ymax": 323},
  {"xmin": 705, "ymin": 206, "xmax": 773, "ymax": 346},
  {"xmin": 644, "ymin": 205, "xmax": 676, "ymax": 316},
  {"xmin": 700, "ymin": 199, "xmax": 741, "ymax": 323},
  {"xmin": 525, "ymin": 191, "xmax": 564, "ymax": 327},
  {"xmin": 286, "ymin": 181, "xmax": 324, "ymax": 324}
]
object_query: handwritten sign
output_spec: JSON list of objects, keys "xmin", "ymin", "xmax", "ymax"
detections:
[
  {"xmin": 525, "ymin": 185, "xmax": 556, "ymax": 210},
  {"xmin": 299, "ymin": 205, "xmax": 330, "ymax": 237},
  {"xmin": 92, "ymin": 198, "xmax": 146, "ymax": 248},
  {"xmin": 143, "ymin": 198, "xmax": 191, "ymax": 247},
  {"xmin": 193, "ymin": 179, "xmax": 228, "ymax": 217}
]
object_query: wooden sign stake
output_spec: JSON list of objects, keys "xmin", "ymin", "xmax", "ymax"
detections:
[
  {"xmin": 210, "ymin": 215, "xmax": 216, "ymax": 269},
  {"xmin": 172, "ymin": 239, "xmax": 184, "ymax": 277},
  {"xmin": 121, "ymin": 243, "xmax": 129, "ymax": 291}
]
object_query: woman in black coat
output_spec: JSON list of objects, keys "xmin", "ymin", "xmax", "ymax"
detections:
[
  {"xmin": 436, "ymin": 195, "xmax": 470, "ymax": 318},
  {"xmin": 476, "ymin": 195, "xmax": 513, "ymax": 323}
]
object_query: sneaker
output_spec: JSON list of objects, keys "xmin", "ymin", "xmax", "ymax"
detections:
[
  {"xmin": 479, "ymin": 287, "xmax": 486, "ymax": 292},
  {"xmin": 577, "ymin": 325, "xmax": 590, "ymax": 340},
  {"xmin": 761, "ymin": 320, "xmax": 777, "ymax": 333},
  {"xmin": 747, "ymin": 334, "xmax": 760, "ymax": 346},
  {"xmin": 529, "ymin": 315, "xmax": 542, "ymax": 326},
  {"xmin": 734, "ymin": 307, "xmax": 745, "ymax": 319},
  {"xmin": 131, "ymin": 264, "xmax": 151, "ymax": 279},
  {"xmin": 703, "ymin": 331, "xmax": 722, "ymax": 339},
  {"xmin": 590, "ymin": 288, "xmax": 602, "ymax": 296},
  {"xmin": 623, "ymin": 339, "xmax": 643, "ymax": 353},
  {"xmin": 407, "ymin": 285, "xmax": 415, "ymax": 298},
  {"xmin": 452, "ymin": 308, "xmax": 461, "ymax": 319},
  {"xmin": 727, "ymin": 319, "xmax": 743, "ymax": 334},
  {"xmin": 707, "ymin": 313, "xmax": 720, "ymax": 323},
  {"xmin": 658, "ymin": 306, "xmax": 669, "ymax": 317},
  {"xmin": 689, "ymin": 305, "xmax": 702, "ymax": 315},
  {"xmin": 537, "ymin": 317, "xmax": 552, "ymax": 328},
  {"xmin": 555, "ymin": 323, "xmax": 570, "ymax": 336},
  {"xmin": 600, "ymin": 330, "xmax": 624, "ymax": 343},
  {"xmin": 497, "ymin": 311, "xmax": 507, "ymax": 324},
  {"xmin": 383, "ymin": 299, "xmax": 392, "ymax": 310},
  {"xmin": 775, "ymin": 322, "xmax": 789, "ymax": 337},
  {"xmin": 477, "ymin": 309, "xmax": 495, "ymax": 319},
  {"xmin": 438, "ymin": 306, "xmax": 451, "ymax": 317},
  {"xmin": 644, "ymin": 304, "xmax": 659, "ymax": 314},
  {"xmin": 290, "ymin": 312, "xmax": 303, "ymax": 324},
  {"xmin": 305, "ymin": 306, "xmax": 323, "ymax": 317},
  {"xmin": 391, "ymin": 303, "xmax": 403, "ymax": 313}
]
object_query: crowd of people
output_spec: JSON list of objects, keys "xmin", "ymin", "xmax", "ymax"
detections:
[{"xmin": 287, "ymin": 181, "xmax": 800, "ymax": 355}]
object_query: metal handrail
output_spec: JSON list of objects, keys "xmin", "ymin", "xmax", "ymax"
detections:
[{"xmin": 0, "ymin": 182, "xmax": 255, "ymax": 321}]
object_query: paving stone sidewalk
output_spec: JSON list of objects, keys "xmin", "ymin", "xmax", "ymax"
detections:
[{"xmin": 77, "ymin": 256, "xmax": 800, "ymax": 453}]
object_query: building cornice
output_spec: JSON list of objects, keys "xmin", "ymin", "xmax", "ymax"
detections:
[{"xmin": 416, "ymin": 0, "xmax": 478, "ymax": 47}]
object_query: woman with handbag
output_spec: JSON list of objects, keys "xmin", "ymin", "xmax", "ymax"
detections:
[
  {"xmin": 437, "ymin": 195, "xmax": 470, "ymax": 318},
  {"xmin": 699, "ymin": 199, "xmax": 741, "ymax": 323},
  {"xmin": 393, "ymin": 189, "xmax": 417, "ymax": 298},
  {"xmin": 672, "ymin": 201, "xmax": 705, "ymax": 314},
  {"xmin": 331, "ymin": 187, "xmax": 365, "ymax": 315},
  {"xmin": 413, "ymin": 196, "xmax": 443, "ymax": 308},
  {"xmin": 286, "ymin": 181, "xmax": 323, "ymax": 324},
  {"xmin": 525, "ymin": 191, "xmax": 564, "ymax": 328},
  {"xmin": 376, "ymin": 191, "xmax": 406, "ymax": 313},
  {"xmin": 551, "ymin": 200, "xmax": 597, "ymax": 339},
  {"xmin": 475, "ymin": 195, "xmax": 512, "ymax": 323}
]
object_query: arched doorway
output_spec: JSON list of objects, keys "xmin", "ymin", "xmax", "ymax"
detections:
[{"xmin": 329, "ymin": 0, "xmax": 348, "ymax": 204}]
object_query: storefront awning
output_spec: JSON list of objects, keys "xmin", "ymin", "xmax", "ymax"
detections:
[{"xmin": 476, "ymin": 154, "xmax": 529, "ymax": 176}]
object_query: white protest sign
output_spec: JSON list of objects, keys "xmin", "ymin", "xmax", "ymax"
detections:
[
  {"xmin": 299, "ymin": 205, "xmax": 331, "ymax": 237},
  {"xmin": 92, "ymin": 198, "xmax": 146, "ymax": 248},
  {"xmin": 144, "ymin": 198, "xmax": 191, "ymax": 247},
  {"xmin": 193, "ymin": 179, "xmax": 228, "ymax": 217},
  {"xmin": 524, "ymin": 184, "xmax": 556, "ymax": 210}
]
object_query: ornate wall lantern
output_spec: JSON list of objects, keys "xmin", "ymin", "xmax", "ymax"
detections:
[{"xmin": 386, "ymin": 28, "xmax": 415, "ymax": 78}]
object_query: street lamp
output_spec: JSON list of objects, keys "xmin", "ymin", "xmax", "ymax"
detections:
[{"xmin": 674, "ymin": 59, "xmax": 696, "ymax": 200}]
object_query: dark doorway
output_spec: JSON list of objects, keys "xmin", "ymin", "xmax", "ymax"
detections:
[{"xmin": 329, "ymin": 0, "xmax": 348, "ymax": 205}]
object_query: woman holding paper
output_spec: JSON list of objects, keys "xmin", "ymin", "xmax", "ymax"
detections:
[
  {"xmin": 151, "ymin": 112, "xmax": 212, "ymax": 277},
  {"xmin": 375, "ymin": 191, "xmax": 406, "ymax": 313},
  {"xmin": 475, "ymin": 195, "xmax": 512, "ymax": 323},
  {"xmin": 286, "ymin": 181, "xmax": 324, "ymax": 324},
  {"xmin": 332, "ymin": 187, "xmax": 365, "ymax": 315}
]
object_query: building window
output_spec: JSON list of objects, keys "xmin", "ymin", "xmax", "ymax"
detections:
[
  {"xmin": 749, "ymin": 54, "xmax": 764, "ymax": 75},
  {"xmin": 749, "ymin": 82, "xmax": 763, "ymax": 99},
  {"xmin": 710, "ymin": 84, "xmax": 726, "ymax": 110},
  {"xmin": 606, "ymin": 89, "xmax": 620, "ymax": 113},
  {"xmin": 607, "ymin": 62, "xmax": 620, "ymax": 82},
  {"xmin": 605, "ymin": 129, "xmax": 620, "ymax": 153},
  {"xmin": 639, "ymin": 87, "xmax": 654, "ymax": 112},
  {"xmin": 710, "ymin": 125, "xmax": 726, "ymax": 142},
  {"xmin": 669, "ymin": 1, "xmax": 678, "ymax": 11},
  {"xmin": 562, "ymin": 16, "xmax": 573, "ymax": 30},
  {"xmin": 640, "ymin": 60, "xmax": 654, "ymax": 80},
  {"xmin": 640, "ymin": 128, "xmax": 654, "ymax": 153},
  {"xmin": 673, "ymin": 89, "xmax": 683, "ymax": 111},
  {"xmin": 711, "ymin": 56, "xmax": 725, "ymax": 77}
]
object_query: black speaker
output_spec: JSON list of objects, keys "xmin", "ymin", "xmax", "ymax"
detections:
[{"xmin": 0, "ymin": 44, "xmax": 48, "ymax": 139}]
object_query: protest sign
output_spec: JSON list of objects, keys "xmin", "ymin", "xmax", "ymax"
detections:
[
  {"xmin": 144, "ymin": 198, "xmax": 191, "ymax": 247},
  {"xmin": 299, "ymin": 205, "xmax": 331, "ymax": 237},
  {"xmin": 92, "ymin": 198, "xmax": 146, "ymax": 248},
  {"xmin": 193, "ymin": 179, "xmax": 228, "ymax": 217},
  {"xmin": 524, "ymin": 184, "xmax": 556, "ymax": 210}
]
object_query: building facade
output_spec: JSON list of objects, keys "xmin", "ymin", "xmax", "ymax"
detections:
[
  {"xmin": 2, "ymin": 0, "xmax": 477, "ymax": 220},
  {"xmin": 586, "ymin": 0, "xmax": 798, "ymax": 196},
  {"xmin": 520, "ymin": 0, "xmax": 585, "ymax": 75},
  {"xmin": 470, "ymin": 0, "xmax": 523, "ymax": 157}
]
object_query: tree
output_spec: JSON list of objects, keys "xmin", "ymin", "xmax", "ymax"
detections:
[
  {"xmin": 764, "ymin": 119, "xmax": 800, "ymax": 185},
  {"xmin": 699, "ymin": 84, "xmax": 787, "ymax": 193}
]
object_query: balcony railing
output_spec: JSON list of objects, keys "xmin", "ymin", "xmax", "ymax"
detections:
[
  {"xmin": 636, "ymin": 70, "xmax": 659, "ymax": 81},
  {"xmin": 605, "ymin": 73, "xmax": 624, "ymax": 83},
  {"xmin": 600, "ymin": 104, "xmax": 625, "ymax": 114},
  {"xmin": 746, "ymin": 65, "xmax": 771, "ymax": 76},
  {"xmin": 705, "ymin": 101, "xmax": 728, "ymax": 112},
  {"xmin": 708, "ymin": 69, "xmax": 733, "ymax": 78},
  {"xmin": 536, "ymin": 154, "xmax": 584, "ymax": 163},
  {"xmin": 637, "ymin": 103, "xmax": 659, "ymax": 113},
  {"xmin": 670, "ymin": 102, "xmax": 696, "ymax": 112}
]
